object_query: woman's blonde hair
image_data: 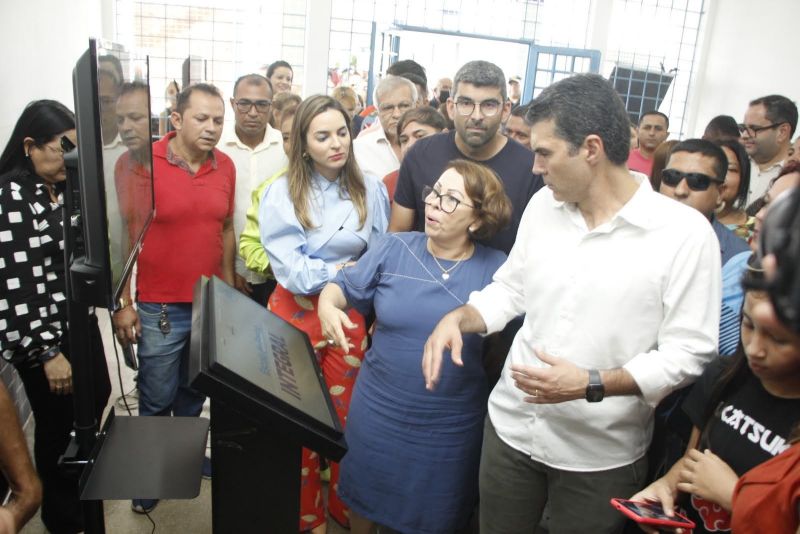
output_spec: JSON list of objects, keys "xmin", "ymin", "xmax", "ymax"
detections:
[{"xmin": 288, "ymin": 95, "xmax": 366, "ymax": 230}]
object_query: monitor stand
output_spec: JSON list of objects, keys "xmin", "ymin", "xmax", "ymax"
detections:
[{"xmin": 210, "ymin": 399, "xmax": 302, "ymax": 533}]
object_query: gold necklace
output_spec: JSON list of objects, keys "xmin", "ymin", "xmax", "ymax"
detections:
[{"xmin": 428, "ymin": 241, "xmax": 470, "ymax": 280}]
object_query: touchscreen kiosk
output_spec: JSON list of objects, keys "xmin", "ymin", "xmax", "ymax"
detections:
[
  {"xmin": 191, "ymin": 276, "xmax": 345, "ymax": 453},
  {"xmin": 190, "ymin": 276, "xmax": 346, "ymax": 532}
]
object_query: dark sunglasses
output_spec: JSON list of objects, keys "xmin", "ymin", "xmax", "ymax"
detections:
[
  {"xmin": 661, "ymin": 168, "xmax": 723, "ymax": 191},
  {"xmin": 60, "ymin": 136, "xmax": 76, "ymax": 153}
]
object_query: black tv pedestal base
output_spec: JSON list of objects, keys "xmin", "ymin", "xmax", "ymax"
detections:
[{"xmin": 210, "ymin": 398, "xmax": 301, "ymax": 533}]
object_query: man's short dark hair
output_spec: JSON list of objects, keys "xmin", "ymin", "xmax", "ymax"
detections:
[
  {"xmin": 510, "ymin": 104, "xmax": 529, "ymax": 120},
  {"xmin": 232, "ymin": 74, "xmax": 273, "ymax": 98},
  {"xmin": 399, "ymin": 72, "xmax": 428, "ymax": 97},
  {"xmin": 119, "ymin": 81, "xmax": 150, "ymax": 98},
  {"xmin": 750, "ymin": 94, "xmax": 799, "ymax": 137},
  {"xmin": 703, "ymin": 115, "xmax": 740, "ymax": 142},
  {"xmin": 175, "ymin": 83, "xmax": 223, "ymax": 115},
  {"xmin": 387, "ymin": 60, "xmax": 427, "ymax": 85},
  {"xmin": 526, "ymin": 73, "xmax": 630, "ymax": 165},
  {"xmin": 667, "ymin": 138, "xmax": 728, "ymax": 182},
  {"xmin": 639, "ymin": 110, "xmax": 669, "ymax": 130},
  {"xmin": 453, "ymin": 61, "xmax": 507, "ymax": 101}
]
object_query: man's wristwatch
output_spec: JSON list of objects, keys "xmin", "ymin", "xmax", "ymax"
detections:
[
  {"xmin": 585, "ymin": 369, "xmax": 605, "ymax": 402},
  {"xmin": 117, "ymin": 296, "xmax": 133, "ymax": 311}
]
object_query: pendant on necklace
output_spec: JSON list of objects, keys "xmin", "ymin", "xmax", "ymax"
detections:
[{"xmin": 442, "ymin": 272, "xmax": 450, "ymax": 280}]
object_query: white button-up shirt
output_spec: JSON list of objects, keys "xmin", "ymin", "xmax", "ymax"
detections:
[
  {"xmin": 353, "ymin": 122, "xmax": 400, "ymax": 180},
  {"xmin": 747, "ymin": 157, "xmax": 783, "ymax": 203},
  {"xmin": 469, "ymin": 175, "xmax": 721, "ymax": 471},
  {"xmin": 219, "ymin": 124, "xmax": 288, "ymax": 283}
]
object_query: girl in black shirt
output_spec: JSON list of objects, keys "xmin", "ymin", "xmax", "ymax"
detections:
[{"xmin": 631, "ymin": 257, "xmax": 800, "ymax": 533}]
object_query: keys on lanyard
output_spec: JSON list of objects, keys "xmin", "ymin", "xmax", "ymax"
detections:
[{"xmin": 159, "ymin": 303, "xmax": 171, "ymax": 336}]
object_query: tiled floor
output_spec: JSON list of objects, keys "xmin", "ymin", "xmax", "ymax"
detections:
[{"xmin": 19, "ymin": 312, "xmax": 350, "ymax": 534}]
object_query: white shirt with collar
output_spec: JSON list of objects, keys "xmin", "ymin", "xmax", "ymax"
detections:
[
  {"xmin": 747, "ymin": 157, "xmax": 783, "ymax": 203},
  {"xmin": 353, "ymin": 121, "xmax": 400, "ymax": 180},
  {"xmin": 468, "ymin": 174, "xmax": 721, "ymax": 471},
  {"xmin": 219, "ymin": 123, "xmax": 288, "ymax": 283}
]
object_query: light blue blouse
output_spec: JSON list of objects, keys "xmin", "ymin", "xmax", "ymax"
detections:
[{"xmin": 259, "ymin": 171, "xmax": 389, "ymax": 295}]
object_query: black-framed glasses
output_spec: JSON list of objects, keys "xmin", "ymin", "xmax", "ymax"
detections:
[
  {"xmin": 454, "ymin": 98, "xmax": 502, "ymax": 117},
  {"xmin": 422, "ymin": 185, "xmax": 479, "ymax": 213},
  {"xmin": 737, "ymin": 122, "xmax": 786, "ymax": 137},
  {"xmin": 234, "ymin": 99, "xmax": 272, "ymax": 113},
  {"xmin": 661, "ymin": 169, "xmax": 724, "ymax": 191}
]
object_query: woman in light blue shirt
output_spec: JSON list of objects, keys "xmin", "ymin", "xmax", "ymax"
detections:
[{"xmin": 258, "ymin": 95, "xmax": 389, "ymax": 533}]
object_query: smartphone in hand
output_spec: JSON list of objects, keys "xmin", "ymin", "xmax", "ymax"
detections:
[{"xmin": 610, "ymin": 498, "xmax": 695, "ymax": 530}]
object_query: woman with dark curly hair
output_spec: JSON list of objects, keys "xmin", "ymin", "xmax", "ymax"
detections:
[{"xmin": 318, "ymin": 159, "xmax": 512, "ymax": 534}]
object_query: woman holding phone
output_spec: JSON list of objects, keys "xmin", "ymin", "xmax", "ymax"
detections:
[{"xmin": 631, "ymin": 256, "xmax": 800, "ymax": 534}]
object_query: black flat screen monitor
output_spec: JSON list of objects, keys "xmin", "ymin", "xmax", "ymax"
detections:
[
  {"xmin": 70, "ymin": 38, "xmax": 155, "ymax": 307},
  {"xmin": 207, "ymin": 278, "xmax": 341, "ymax": 433}
]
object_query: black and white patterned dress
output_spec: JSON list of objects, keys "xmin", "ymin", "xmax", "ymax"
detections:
[{"xmin": 0, "ymin": 169, "xmax": 66, "ymax": 367}]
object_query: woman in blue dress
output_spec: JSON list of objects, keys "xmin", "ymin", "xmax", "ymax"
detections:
[{"xmin": 318, "ymin": 159, "xmax": 512, "ymax": 534}]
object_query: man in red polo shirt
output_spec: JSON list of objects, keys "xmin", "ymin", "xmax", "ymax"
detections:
[{"xmin": 112, "ymin": 83, "xmax": 235, "ymax": 514}]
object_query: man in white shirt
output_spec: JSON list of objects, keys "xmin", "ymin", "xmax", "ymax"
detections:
[
  {"xmin": 740, "ymin": 94, "xmax": 798, "ymax": 202},
  {"xmin": 353, "ymin": 76, "xmax": 417, "ymax": 179},
  {"xmin": 422, "ymin": 73, "xmax": 721, "ymax": 534},
  {"xmin": 219, "ymin": 74, "xmax": 288, "ymax": 305}
]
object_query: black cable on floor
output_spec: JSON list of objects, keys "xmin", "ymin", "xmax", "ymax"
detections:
[{"xmin": 107, "ymin": 309, "xmax": 134, "ymax": 416}]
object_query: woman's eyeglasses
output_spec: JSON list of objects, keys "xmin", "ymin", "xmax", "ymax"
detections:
[{"xmin": 422, "ymin": 185, "xmax": 479, "ymax": 213}]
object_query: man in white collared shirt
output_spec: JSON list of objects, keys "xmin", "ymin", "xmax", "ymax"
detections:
[
  {"xmin": 219, "ymin": 74, "xmax": 288, "ymax": 304},
  {"xmin": 353, "ymin": 76, "xmax": 417, "ymax": 180},
  {"xmin": 423, "ymin": 73, "xmax": 721, "ymax": 534},
  {"xmin": 740, "ymin": 94, "xmax": 798, "ymax": 202}
]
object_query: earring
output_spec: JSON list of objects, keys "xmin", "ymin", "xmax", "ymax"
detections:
[
  {"xmin": 302, "ymin": 152, "xmax": 309, "ymax": 160},
  {"xmin": 25, "ymin": 152, "xmax": 29, "ymax": 158}
]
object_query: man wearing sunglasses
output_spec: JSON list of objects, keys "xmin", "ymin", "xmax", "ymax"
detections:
[
  {"xmin": 740, "ymin": 94, "xmax": 798, "ymax": 202},
  {"xmin": 660, "ymin": 139, "xmax": 752, "ymax": 356},
  {"xmin": 219, "ymin": 74, "xmax": 288, "ymax": 305}
]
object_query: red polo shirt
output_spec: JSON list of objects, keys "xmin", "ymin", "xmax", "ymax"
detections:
[{"xmin": 136, "ymin": 131, "xmax": 235, "ymax": 303}]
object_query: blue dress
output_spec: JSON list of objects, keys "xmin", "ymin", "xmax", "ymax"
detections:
[{"xmin": 333, "ymin": 232, "xmax": 506, "ymax": 534}]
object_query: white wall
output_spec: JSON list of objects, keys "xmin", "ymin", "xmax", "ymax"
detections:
[
  {"xmin": 686, "ymin": 0, "xmax": 800, "ymax": 138},
  {"xmin": 0, "ymin": 0, "xmax": 108, "ymax": 149}
]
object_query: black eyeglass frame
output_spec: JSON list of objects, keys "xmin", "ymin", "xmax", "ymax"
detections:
[
  {"xmin": 422, "ymin": 185, "xmax": 479, "ymax": 214},
  {"xmin": 737, "ymin": 121, "xmax": 787, "ymax": 137},
  {"xmin": 234, "ymin": 99, "xmax": 273, "ymax": 113}
]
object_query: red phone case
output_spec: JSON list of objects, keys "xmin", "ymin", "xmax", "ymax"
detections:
[{"xmin": 610, "ymin": 498, "xmax": 696, "ymax": 530}]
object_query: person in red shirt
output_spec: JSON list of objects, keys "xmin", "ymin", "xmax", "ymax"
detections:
[
  {"xmin": 628, "ymin": 111, "xmax": 669, "ymax": 175},
  {"xmin": 112, "ymin": 83, "xmax": 235, "ymax": 514}
]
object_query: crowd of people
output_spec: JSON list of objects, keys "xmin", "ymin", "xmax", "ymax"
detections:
[{"xmin": 0, "ymin": 51, "xmax": 798, "ymax": 534}]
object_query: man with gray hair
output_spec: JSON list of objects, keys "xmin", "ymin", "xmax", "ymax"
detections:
[
  {"xmin": 422, "ymin": 73, "xmax": 720, "ymax": 533},
  {"xmin": 390, "ymin": 60, "xmax": 541, "ymax": 255},
  {"xmin": 218, "ymin": 74, "xmax": 288, "ymax": 305},
  {"xmin": 353, "ymin": 75, "xmax": 417, "ymax": 179}
]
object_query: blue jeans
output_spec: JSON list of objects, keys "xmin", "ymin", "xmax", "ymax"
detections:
[{"xmin": 137, "ymin": 302, "xmax": 205, "ymax": 417}]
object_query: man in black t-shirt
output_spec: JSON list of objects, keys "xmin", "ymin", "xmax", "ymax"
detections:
[{"xmin": 389, "ymin": 60, "xmax": 543, "ymax": 255}]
